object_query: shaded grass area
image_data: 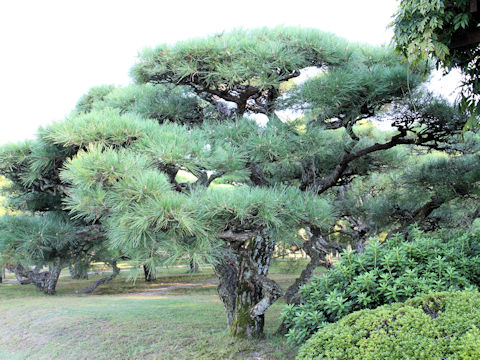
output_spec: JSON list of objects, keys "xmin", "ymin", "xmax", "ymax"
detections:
[{"xmin": 0, "ymin": 259, "xmax": 321, "ymax": 359}]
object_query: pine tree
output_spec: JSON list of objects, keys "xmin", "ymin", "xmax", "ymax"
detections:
[{"xmin": 0, "ymin": 27, "xmax": 474, "ymax": 337}]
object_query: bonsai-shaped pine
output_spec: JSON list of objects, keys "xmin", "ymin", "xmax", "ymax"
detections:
[{"xmin": 0, "ymin": 27, "xmax": 473, "ymax": 337}]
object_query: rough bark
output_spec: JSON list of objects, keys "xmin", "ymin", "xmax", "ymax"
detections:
[
  {"xmin": 44, "ymin": 259, "xmax": 62, "ymax": 295},
  {"xmin": 8, "ymin": 264, "xmax": 33, "ymax": 284},
  {"xmin": 7, "ymin": 260, "xmax": 63, "ymax": 295},
  {"xmin": 230, "ymin": 231, "xmax": 283, "ymax": 338},
  {"xmin": 77, "ymin": 261, "xmax": 120, "ymax": 294},
  {"xmin": 213, "ymin": 248, "xmax": 239, "ymax": 328}
]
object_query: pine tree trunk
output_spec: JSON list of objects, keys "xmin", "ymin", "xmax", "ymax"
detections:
[
  {"xmin": 276, "ymin": 227, "xmax": 340, "ymax": 334},
  {"xmin": 44, "ymin": 259, "xmax": 62, "ymax": 295},
  {"xmin": 213, "ymin": 249, "xmax": 238, "ymax": 328},
  {"xmin": 143, "ymin": 264, "xmax": 156, "ymax": 282},
  {"xmin": 230, "ymin": 231, "xmax": 279, "ymax": 339},
  {"xmin": 7, "ymin": 261, "xmax": 63, "ymax": 294}
]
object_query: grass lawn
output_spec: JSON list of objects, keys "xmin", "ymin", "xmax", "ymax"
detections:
[{"xmin": 0, "ymin": 260, "xmax": 321, "ymax": 359}]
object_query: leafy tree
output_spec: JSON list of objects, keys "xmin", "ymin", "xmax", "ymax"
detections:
[
  {"xmin": 130, "ymin": 27, "xmax": 355, "ymax": 116},
  {"xmin": 0, "ymin": 125, "xmax": 116, "ymax": 294},
  {"xmin": 0, "ymin": 214, "xmax": 84, "ymax": 294},
  {"xmin": 392, "ymin": 0, "xmax": 480, "ymax": 127}
]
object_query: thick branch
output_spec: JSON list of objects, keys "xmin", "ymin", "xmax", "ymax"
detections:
[
  {"xmin": 75, "ymin": 224, "xmax": 106, "ymax": 241},
  {"xmin": 250, "ymin": 274, "xmax": 284, "ymax": 317},
  {"xmin": 388, "ymin": 196, "xmax": 445, "ymax": 238},
  {"xmin": 313, "ymin": 131, "xmax": 414, "ymax": 194},
  {"xmin": 76, "ymin": 261, "xmax": 120, "ymax": 294},
  {"xmin": 213, "ymin": 248, "xmax": 239, "ymax": 328},
  {"xmin": 283, "ymin": 229, "xmax": 338, "ymax": 304},
  {"xmin": 6, "ymin": 264, "xmax": 34, "ymax": 285}
]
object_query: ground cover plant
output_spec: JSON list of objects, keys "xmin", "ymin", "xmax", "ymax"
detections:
[{"xmin": 296, "ymin": 290, "xmax": 480, "ymax": 360}]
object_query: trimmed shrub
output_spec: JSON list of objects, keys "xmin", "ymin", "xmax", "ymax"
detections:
[
  {"xmin": 283, "ymin": 230, "xmax": 480, "ymax": 343},
  {"xmin": 297, "ymin": 291, "xmax": 480, "ymax": 360}
]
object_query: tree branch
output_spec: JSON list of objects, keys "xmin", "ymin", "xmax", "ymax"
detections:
[{"xmin": 76, "ymin": 261, "xmax": 120, "ymax": 294}]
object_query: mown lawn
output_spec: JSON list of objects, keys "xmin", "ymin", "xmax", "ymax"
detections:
[{"xmin": 0, "ymin": 260, "xmax": 320, "ymax": 359}]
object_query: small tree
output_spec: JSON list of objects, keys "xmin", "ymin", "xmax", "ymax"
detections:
[{"xmin": 0, "ymin": 214, "xmax": 77, "ymax": 294}]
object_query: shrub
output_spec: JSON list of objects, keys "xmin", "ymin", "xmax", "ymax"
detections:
[
  {"xmin": 297, "ymin": 291, "xmax": 480, "ymax": 360},
  {"xmin": 283, "ymin": 230, "xmax": 480, "ymax": 343}
]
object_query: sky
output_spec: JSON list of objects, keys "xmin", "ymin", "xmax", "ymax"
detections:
[{"xmin": 0, "ymin": 0, "xmax": 457, "ymax": 145}]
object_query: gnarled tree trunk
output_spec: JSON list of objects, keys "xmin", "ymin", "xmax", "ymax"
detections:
[
  {"xmin": 7, "ymin": 259, "xmax": 63, "ymax": 295},
  {"xmin": 229, "ymin": 231, "xmax": 283, "ymax": 338},
  {"xmin": 213, "ymin": 249, "xmax": 238, "ymax": 328},
  {"xmin": 44, "ymin": 258, "xmax": 62, "ymax": 295}
]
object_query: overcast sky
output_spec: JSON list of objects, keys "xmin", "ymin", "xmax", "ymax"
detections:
[{"xmin": 0, "ymin": 0, "xmax": 438, "ymax": 145}]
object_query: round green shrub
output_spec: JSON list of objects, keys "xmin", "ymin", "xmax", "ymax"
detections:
[
  {"xmin": 283, "ymin": 230, "xmax": 480, "ymax": 343},
  {"xmin": 297, "ymin": 291, "xmax": 480, "ymax": 360}
]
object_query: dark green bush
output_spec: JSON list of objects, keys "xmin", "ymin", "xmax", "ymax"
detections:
[
  {"xmin": 283, "ymin": 230, "xmax": 480, "ymax": 343},
  {"xmin": 297, "ymin": 291, "xmax": 480, "ymax": 360}
]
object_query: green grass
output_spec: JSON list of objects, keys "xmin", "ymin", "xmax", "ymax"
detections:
[{"xmin": 0, "ymin": 259, "xmax": 321, "ymax": 359}]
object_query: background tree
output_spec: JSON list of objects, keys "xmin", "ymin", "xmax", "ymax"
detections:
[
  {"xmin": 0, "ymin": 213, "xmax": 82, "ymax": 294},
  {"xmin": 0, "ymin": 121, "xmax": 117, "ymax": 294},
  {"xmin": 392, "ymin": 0, "xmax": 480, "ymax": 128}
]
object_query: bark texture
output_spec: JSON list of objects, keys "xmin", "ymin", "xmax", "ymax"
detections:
[
  {"xmin": 7, "ymin": 259, "xmax": 63, "ymax": 295},
  {"xmin": 213, "ymin": 249, "xmax": 239, "ymax": 328},
  {"xmin": 229, "ymin": 231, "xmax": 283, "ymax": 338}
]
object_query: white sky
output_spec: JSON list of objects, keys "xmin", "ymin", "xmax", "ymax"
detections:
[{"xmin": 0, "ymin": 0, "xmax": 428, "ymax": 145}]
